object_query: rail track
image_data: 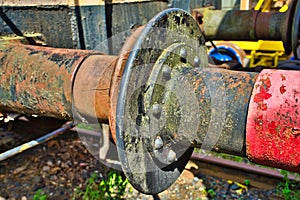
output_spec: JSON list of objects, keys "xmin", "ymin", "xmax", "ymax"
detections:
[{"xmin": 189, "ymin": 153, "xmax": 300, "ymax": 190}]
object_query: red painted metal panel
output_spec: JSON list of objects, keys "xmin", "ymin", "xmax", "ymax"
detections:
[{"xmin": 246, "ymin": 69, "xmax": 300, "ymax": 173}]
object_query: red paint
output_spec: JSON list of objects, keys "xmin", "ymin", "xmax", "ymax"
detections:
[
  {"xmin": 253, "ymin": 77, "xmax": 272, "ymax": 106},
  {"xmin": 253, "ymin": 87, "xmax": 272, "ymax": 102},
  {"xmin": 263, "ymin": 77, "xmax": 271, "ymax": 88},
  {"xmin": 246, "ymin": 70, "xmax": 300, "ymax": 173},
  {"xmin": 268, "ymin": 121, "xmax": 278, "ymax": 135}
]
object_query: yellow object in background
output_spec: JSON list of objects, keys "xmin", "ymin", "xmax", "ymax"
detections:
[
  {"xmin": 224, "ymin": 40, "xmax": 288, "ymax": 68},
  {"xmin": 211, "ymin": 0, "xmax": 291, "ymax": 68}
]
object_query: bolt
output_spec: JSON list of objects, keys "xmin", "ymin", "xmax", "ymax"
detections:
[
  {"xmin": 167, "ymin": 150, "xmax": 177, "ymax": 163},
  {"xmin": 152, "ymin": 103, "xmax": 162, "ymax": 119},
  {"xmin": 180, "ymin": 48, "xmax": 187, "ymax": 59},
  {"xmin": 162, "ymin": 66, "xmax": 171, "ymax": 81},
  {"xmin": 154, "ymin": 136, "xmax": 164, "ymax": 150},
  {"xmin": 194, "ymin": 56, "xmax": 201, "ymax": 67}
]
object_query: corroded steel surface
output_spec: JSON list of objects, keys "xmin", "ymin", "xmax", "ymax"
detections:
[
  {"xmin": 109, "ymin": 26, "xmax": 144, "ymax": 142},
  {"xmin": 73, "ymin": 54, "xmax": 118, "ymax": 123},
  {"xmin": 255, "ymin": 12, "xmax": 285, "ymax": 41},
  {"xmin": 186, "ymin": 68, "xmax": 258, "ymax": 155},
  {"xmin": 246, "ymin": 69, "xmax": 300, "ymax": 173},
  {"xmin": 116, "ymin": 8, "xmax": 206, "ymax": 194},
  {"xmin": 0, "ymin": 42, "xmax": 91, "ymax": 119},
  {"xmin": 203, "ymin": 10, "xmax": 260, "ymax": 41},
  {"xmin": 0, "ymin": 42, "xmax": 120, "ymax": 123},
  {"xmin": 203, "ymin": 10, "xmax": 286, "ymax": 42}
]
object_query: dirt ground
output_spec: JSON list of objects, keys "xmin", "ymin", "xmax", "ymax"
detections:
[{"xmin": 0, "ymin": 116, "xmax": 281, "ymax": 200}]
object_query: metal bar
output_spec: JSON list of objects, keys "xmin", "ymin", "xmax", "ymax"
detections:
[
  {"xmin": 190, "ymin": 153, "xmax": 300, "ymax": 189},
  {"xmin": 185, "ymin": 68, "xmax": 259, "ymax": 156},
  {"xmin": 0, "ymin": 42, "xmax": 118, "ymax": 122},
  {"xmin": 0, "ymin": 121, "xmax": 75, "ymax": 162},
  {"xmin": 203, "ymin": 10, "xmax": 285, "ymax": 41},
  {"xmin": 73, "ymin": 55, "xmax": 118, "ymax": 123},
  {"xmin": 201, "ymin": 0, "xmax": 300, "ymax": 55},
  {"xmin": 254, "ymin": 0, "xmax": 265, "ymax": 10},
  {"xmin": 0, "ymin": 43, "xmax": 91, "ymax": 119}
]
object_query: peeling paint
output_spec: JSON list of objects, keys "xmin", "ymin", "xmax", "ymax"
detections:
[{"xmin": 247, "ymin": 69, "xmax": 300, "ymax": 173}]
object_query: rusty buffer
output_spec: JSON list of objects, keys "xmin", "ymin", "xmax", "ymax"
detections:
[{"xmin": 0, "ymin": 7, "xmax": 299, "ymax": 195}]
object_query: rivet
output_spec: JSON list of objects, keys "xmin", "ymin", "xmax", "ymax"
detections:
[
  {"xmin": 194, "ymin": 56, "xmax": 201, "ymax": 67},
  {"xmin": 154, "ymin": 136, "xmax": 163, "ymax": 150},
  {"xmin": 162, "ymin": 66, "xmax": 171, "ymax": 81},
  {"xmin": 167, "ymin": 150, "xmax": 177, "ymax": 163},
  {"xmin": 152, "ymin": 103, "xmax": 162, "ymax": 119},
  {"xmin": 180, "ymin": 48, "xmax": 187, "ymax": 59}
]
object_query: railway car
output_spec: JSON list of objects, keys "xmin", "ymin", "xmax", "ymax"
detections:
[{"xmin": 0, "ymin": 0, "xmax": 299, "ymax": 194}]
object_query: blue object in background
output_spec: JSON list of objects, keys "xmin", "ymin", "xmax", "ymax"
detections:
[{"xmin": 209, "ymin": 45, "xmax": 243, "ymax": 64}]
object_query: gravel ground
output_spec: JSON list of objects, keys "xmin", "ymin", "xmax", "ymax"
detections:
[{"xmin": 0, "ymin": 117, "xmax": 283, "ymax": 200}]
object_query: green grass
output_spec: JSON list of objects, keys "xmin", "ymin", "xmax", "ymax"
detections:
[
  {"xmin": 76, "ymin": 123, "xmax": 101, "ymax": 131},
  {"xmin": 33, "ymin": 190, "xmax": 47, "ymax": 200},
  {"xmin": 194, "ymin": 149, "xmax": 249, "ymax": 163},
  {"xmin": 207, "ymin": 188, "xmax": 216, "ymax": 198},
  {"xmin": 277, "ymin": 170, "xmax": 300, "ymax": 200},
  {"xmin": 73, "ymin": 170, "xmax": 129, "ymax": 200}
]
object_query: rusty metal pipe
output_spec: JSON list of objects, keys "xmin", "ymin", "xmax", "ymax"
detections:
[
  {"xmin": 202, "ymin": 0, "xmax": 299, "ymax": 55},
  {"xmin": 0, "ymin": 42, "xmax": 117, "ymax": 122},
  {"xmin": 203, "ymin": 10, "xmax": 285, "ymax": 41},
  {"xmin": 73, "ymin": 55, "xmax": 118, "ymax": 123},
  {"xmin": 172, "ymin": 67, "xmax": 259, "ymax": 156},
  {"xmin": 0, "ymin": 42, "xmax": 88, "ymax": 119}
]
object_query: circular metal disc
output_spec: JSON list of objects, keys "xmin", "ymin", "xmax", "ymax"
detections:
[{"xmin": 116, "ymin": 8, "xmax": 207, "ymax": 194}]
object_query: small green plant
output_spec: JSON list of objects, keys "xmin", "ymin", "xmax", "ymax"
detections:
[
  {"xmin": 33, "ymin": 189, "xmax": 47, "ymax": 200},
  {"xmin": 207, "ymin": 188, "xmax": 216, "ymax": 197},
  {"xmin": 74, "ymin": 170, "xmax": 129, "ymax": 200},
  {"xmin": 244, "ymin": 179, "xmax": 250, "ymax": 186},
  {"xmin": 277, "ymin": 170, "xmax": 300, "ymax": 200}
]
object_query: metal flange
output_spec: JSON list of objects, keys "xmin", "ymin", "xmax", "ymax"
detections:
[{"xmin": 116, "ymin": 8, "xmax": 207, "ymax": 194}]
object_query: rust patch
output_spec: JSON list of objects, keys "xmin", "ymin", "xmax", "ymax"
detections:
[
  {"xmin": 279, "ymin": 127, "xmax": 300, "ymax": 139},
  {"xmin": 0, "ymin": 43, "xmax": 92, "ymax": 119},
  {"xmin": 292, "ymin": 129, "xmax": 300, "ymax": 137},
  {"xmin": 281, "ymin": 74, "xmax": 286, "ymax": 81},
  {"xmin": 280, "ymin": 85, "xmax": 287, "ymax": 94}
]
